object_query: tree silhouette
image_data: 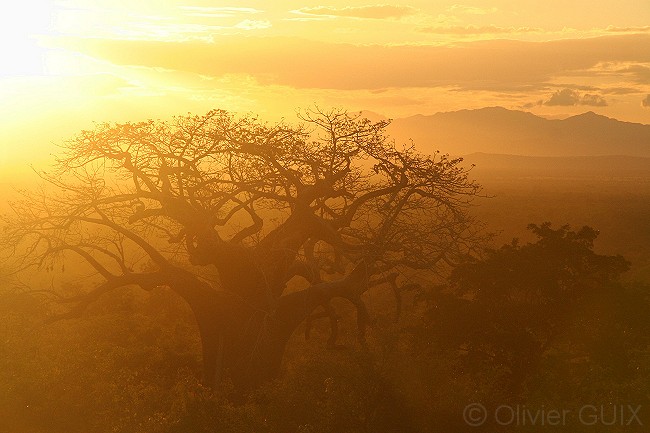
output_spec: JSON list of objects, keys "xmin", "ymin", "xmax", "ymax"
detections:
[
  {"xmin": 418, "ymin": 223, "xmax": 630, "ymax": 397},
  {"xmin": 1, "ymin": 108, "xmax": 483, "ymax": 392}
]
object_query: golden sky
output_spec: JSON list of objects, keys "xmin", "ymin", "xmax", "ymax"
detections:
[{"xmin": 1, "ymin": 0, "xmax": 650, "ymax": 175}]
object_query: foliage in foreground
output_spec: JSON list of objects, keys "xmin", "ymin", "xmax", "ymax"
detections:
[{"xmin": 1, "ymin": 223, "xmax": 649, "ymax": 433}]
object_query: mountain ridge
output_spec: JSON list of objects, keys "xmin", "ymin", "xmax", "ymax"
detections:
[{"xmin": 385, "ymin": 107, "xmax": 650, "ymax": 157}]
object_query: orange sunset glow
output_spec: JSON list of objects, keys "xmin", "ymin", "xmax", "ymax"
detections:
[
  {"xmin": 2, "ymin": 3, "xmax": 650, "ymax": 433},
  {"xmin": 1, "ymin": 0, "xmax": 649, "ymax": 176}
]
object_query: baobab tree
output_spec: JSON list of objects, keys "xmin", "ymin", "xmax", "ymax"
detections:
[{"xmin": 1, "ymin": 108, "xmax": 483, "ymax": 392}]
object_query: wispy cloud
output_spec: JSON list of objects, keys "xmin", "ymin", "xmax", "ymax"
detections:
[
  {"xmin": 418, "ymin": 25, "xmax": 541, "ymax": 35},
  {"xmin": 601, "ymin": 87, "xmax": 640, "ymax": 95},
  {"xmin": 447, "ymin": 4, "xmax": 498, "ymax": 15},
  {"xmin": 283, "ymin": 16, "xmax": 329, "ymax": 22},
  {"xmin": 616, "ymin": 64, "xmax": 650, "ymax": 84},
  {"xmin": 60, "ymin": 34, "xmax": 650, "ymax": 93},
  {"xmin": 291, "ymin": 5, "xmax": 419, "ymax": 20},
  {"xmin": 179, "ymin": 6, "xmax": 263, "ymax": 16},
  {"xmin": 235, "ymin": 20, "xmax": 271, "ymax": 30},
  {"xmin": 578, "ymin": 62, "xmax": 650, "ymax": 86},
  {"xmin": 606, "ymin": 25, "xmax": 650, "ymax": 33},
  {"xmin": 53, "ymin": 4, "xmax": 270, "ymax": 42}
]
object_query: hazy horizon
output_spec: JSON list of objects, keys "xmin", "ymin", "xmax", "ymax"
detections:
[{"xmin": 2, "ymin": 0, "xmax": 650, "ymax": 176}]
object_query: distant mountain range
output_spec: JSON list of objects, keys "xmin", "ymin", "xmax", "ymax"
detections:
[{"xmin": 385, "ymin": 107, "xmax": 650, "ymax": 157}]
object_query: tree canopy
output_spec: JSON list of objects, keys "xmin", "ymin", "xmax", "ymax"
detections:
[
  {"xmin": 417, "ymin": 223, "xmax": 631, "ymax": 396},
  {"xmin": 1, "ymin": 107, "xmax": 484, "ymax": 391}
]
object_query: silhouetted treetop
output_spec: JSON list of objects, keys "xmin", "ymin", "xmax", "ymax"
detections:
[{"xmin": 2, "ymin": 107, "xmax": 484, "ymax": 390}]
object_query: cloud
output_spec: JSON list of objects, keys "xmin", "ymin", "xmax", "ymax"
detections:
[
  {"xmin": 643, "ymin": 95, "xmax": 650, "ymax": 107},
  {"xmin": 51, "ymin": 5, "xmax": 270, "ymax": 42},
  {"xmin": 179, "ymin": 6, "xmax": 263, "ymax": 17},
  {"xmin": 522, "ymin": 101, "xmax": 544, "ymax": 109},
  {"xmin": 606, "ymin": 25, "xmax": 650, "ymax": 33},
  {"xmin": 234, "ymin": 19, "xmax": 272, "ymax": 30},
  {"xmin": 418, "ymin": 25, "xmax": 541, "ymax": 35},
  {"xmin": 580, "ymin": 93, "xmax": 608, "ymax": 106},
  {"xmin": 545, "ymin": 89, "xmax": 580, "ymax": 106},
  {"xmin": 552, "ymin": 84, "xmax": 600, "ymax": 92},
  {"xmin": 451, "ymin": 83, "xmax": 549, "ymax": 92},
  {"xmin": 600, "ymin": 87, "xmax": 640, "ymax": 95},
  {"xmin": 544, "ymin": 89, "xmax": 607, "ymax": 106},
  {"xmin": 58, "ymin": 34, "xmax": 650, "ymax": 91},
  {"xmin": 292, "ymin": 5, "xmax": 419, "ymax": 19},
  {"xmin": 447, "ymin": 4, "xmax": 498, "ymax": 15},
  {"xmin": 617, "ymin": 64, "xmax": 650, "ymax": 84}
]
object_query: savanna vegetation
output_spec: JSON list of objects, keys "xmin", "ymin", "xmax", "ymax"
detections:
[{"xmin": 1, "ymin": 108, "xmax": 648, "ymax": 433}]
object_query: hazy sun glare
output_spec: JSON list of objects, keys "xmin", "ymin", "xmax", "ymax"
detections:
[
  {"xmin": 0, "ymin": 1, "xmax": 55, "ymax": 76},
  {"xmin": 1, "ymin": 0, "xmax": 649, "ymax": 182}
]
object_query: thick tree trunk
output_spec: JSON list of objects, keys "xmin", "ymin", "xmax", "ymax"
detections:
[
  {"xmin": 189, "ymin": 294, "xmax": 315, "ymax": 391},
  {"xmin": 188, "ymin": 261, "xmax": 370, "ymax": 392},
  {"xmin": 181, "ymin": 221, "xmax": 372, "ymax": 393}
]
